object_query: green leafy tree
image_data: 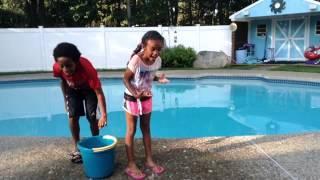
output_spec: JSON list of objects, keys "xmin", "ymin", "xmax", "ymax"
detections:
[
  {"xmin": 0, "ymin": 0, "xmax": 26, "ymax": 27},
  {"xmin": 5, "ymin": 0, "xmax": 319, "ymax": 27}
]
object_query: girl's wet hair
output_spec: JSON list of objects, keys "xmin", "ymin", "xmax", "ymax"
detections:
[
  {"xmin": 131, "ymin": 30, "xmax": 164, "ymax": 57},
  {"xmin": 53, "ymin": 42, "xmax": 81, "ymax": 62}
]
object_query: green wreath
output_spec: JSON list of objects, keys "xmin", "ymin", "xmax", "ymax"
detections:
[{"xmin": 270, "ymin": 0, "xmax": 286, "ymax": 14}]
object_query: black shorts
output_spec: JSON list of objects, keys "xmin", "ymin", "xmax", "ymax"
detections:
[{"xmin": 65, "ymin": 87, "xmax": 98, "ymax": 121}]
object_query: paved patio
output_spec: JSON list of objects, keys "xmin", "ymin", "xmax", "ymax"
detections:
[
  {"xmin": 1, "ymin": 69, "xmax": 320, "ymax": 179},
  {"xmin": 1, "ymin": 134, "xmax": 320, "ymax": 180}
]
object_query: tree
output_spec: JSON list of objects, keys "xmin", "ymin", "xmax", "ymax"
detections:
[
  {"xmin": 4, "ymin": 0, "xmax": 302, "ymax": 27},
  {"xmin": 133, "ymin": 0, "xmax": 169, "ymax": 26}
]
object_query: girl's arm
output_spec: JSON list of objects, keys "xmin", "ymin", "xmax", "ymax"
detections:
[
  {"xmin": 60, "ymin": 79, "xmax": 68, "ymax": 111},
  {"xmin": 94, "ymin": 87, "xmax": 108, "ymax": 129},
  {"xmin": 123, "ymin": 69, "xmax": 141, "ymax": 98}
]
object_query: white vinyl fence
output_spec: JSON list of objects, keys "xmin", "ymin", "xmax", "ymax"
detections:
[{"xmin": 0, "ymin": 25, "xmax": 232, "ymax": 72}]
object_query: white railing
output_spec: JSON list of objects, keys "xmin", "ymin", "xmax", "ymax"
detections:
[{"xmin": 0, "ymin": 25, "xmax": 232, "ymax": 72}]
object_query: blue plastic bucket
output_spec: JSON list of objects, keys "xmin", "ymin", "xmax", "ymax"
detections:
[{"xmin": 77, "ymin": 135, "xmax": 117, "ymax": 179}]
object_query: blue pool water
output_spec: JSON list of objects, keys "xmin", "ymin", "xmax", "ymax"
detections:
[{"xmin": 0, "ymin": 78, "xmax": 320, "ymax": 138}]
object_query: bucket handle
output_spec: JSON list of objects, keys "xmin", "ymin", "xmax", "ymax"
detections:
[{"xmin": 92, "ymin": 135, "xmax": 118, "ymax": 153}]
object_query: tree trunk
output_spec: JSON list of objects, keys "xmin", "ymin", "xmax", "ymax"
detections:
[
  {"xmin": 166, "ymin": 0, "xmax": 171, "ymax": 25},
  {"xmin": 37, "ymin": 0, "xmax": 45, "ymax": 26},
  {"xmin": 131, "ymin": 0, "xmax": 136, "ymax": 25},
  {"xmin": 168, "ymin": 0, "xmax": 178, "ymax": 26},
  {"xmin": 25, "ymin": 0, "xmax": 38, "ymax": 27},
  {"xmin": 187, "ymin": 0, "xmax": 192, "ymax": 25},
  {"xmin": 126, "ymin": 0, "xmax": 131, "ymax": 26},
  {"xmin": 217, "ymin": 1, "xmax": 224, "ymax": 25},
  {"xmin": 212, "ymin": 1, "xmax": 217, "ymax": 25},
  {"xmin": 115, "ymin": 1, "xmax": 120, "ymax": 27},
  {"xmin": 172, "ymin": 0, "xmax": 178, "ymax": 25}
]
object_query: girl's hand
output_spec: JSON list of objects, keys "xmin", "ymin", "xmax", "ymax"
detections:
[
  {"xmin": 135, "ymin": 90, "xmax": 152, "ymax": 98},
  {"xmin": 98, "ymin": 117, "xmax": 107, "ymax": 129},
  {"xmin": 142, "ymin": 90, "xmax": 152, "ymax": 97},
  {"xmin": 158, "ymin": 73, "xmax": 170, "ymax": 83},
  {"xmin": 134, "ymin": 90, "xmax": 143, "ymax": 99}
]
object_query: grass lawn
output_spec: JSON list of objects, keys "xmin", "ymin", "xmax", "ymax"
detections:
[
  {"xmin": 223, "ymin": 64, "xmax": 320, "ymax": 73},
  {"xmin": 270, "ymin": 65, "xmax": 320, "ymax": 73}
]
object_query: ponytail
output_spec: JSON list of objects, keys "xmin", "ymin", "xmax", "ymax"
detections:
[
  {"xmin": 129, "ymin": 30, "xmax": 164, "ymax": 62},
  {"xmin": 131, "ymin": 43, "xmax": 143, "ymax": 58}
]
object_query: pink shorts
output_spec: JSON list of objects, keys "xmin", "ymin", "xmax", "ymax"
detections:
[{"xmin": 123, "ymin": 98, "xmax": 152, "ymax": 116}]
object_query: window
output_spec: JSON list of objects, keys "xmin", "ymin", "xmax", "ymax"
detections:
[
  {"xmin": 257, "ymin": 24, "xmax": 267, "ymax": 37},
  {"xmin": 317, "ymin": 21, "xmax": 320, "ymax": 35}
]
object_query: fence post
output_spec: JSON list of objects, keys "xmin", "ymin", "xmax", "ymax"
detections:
[
  {"xmin": 196, "ymin": 24, "xmax": 200, "ymax": 52},
  {"xmin": 100, "ymin": 24, "xmax": 108, "ymax": 69},
  {"xmin": 158, "ymin": 24, "xmax": 163, "ymax": 34},
  {"xmin": 38, "ymin": 26, "xmax": 47, "ymax": 71},
  {"xmin": 167, "ymin": 26, "xmax": 172, "ymax": 48}
]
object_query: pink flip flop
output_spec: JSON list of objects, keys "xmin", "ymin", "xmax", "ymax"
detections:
[
  {"xmin": 145, "ymin": 164, "xmax": 165, "ymax": 175},
  {"xmin": 125, "ymin": 168, "xmax": 146, "ymax": 180}
]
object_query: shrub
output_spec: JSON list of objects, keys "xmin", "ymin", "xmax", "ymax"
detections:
[{"xmin": 161, "ymin": 45, "xmax": 196, "ymax": 68}]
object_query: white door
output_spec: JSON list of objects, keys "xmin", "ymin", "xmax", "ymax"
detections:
[{"xmin": 274, "ymin": 18, "xmax": 306, "ymax": 61}]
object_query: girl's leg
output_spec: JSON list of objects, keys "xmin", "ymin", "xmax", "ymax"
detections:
[
  {"xmin": 140, "ymin": 113, "xmax": 165, "ymax": 174},
  {"xmin": 69, "ymin": 116, "xmax": 80, "ymax": 151},
  {"xmin": 125, "ymin": 112, "xmax": 145, "ymax": 175},
  {"xmin": 139, "ymin": 113, "xmax": 153, "ymax": 164},
  {"xmin": 84, "ymin": 89, "xmax": 99, "ymax": 136},
  {"xmin": 88, "ymin": 118, "xmax": 99, "ymax": 136}
]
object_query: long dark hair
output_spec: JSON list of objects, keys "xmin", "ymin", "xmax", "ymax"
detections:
[{"xmin": 131, "ymin": 30, "xmax": 164, "ymax": 58}]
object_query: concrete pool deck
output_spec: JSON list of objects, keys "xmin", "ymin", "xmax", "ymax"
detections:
[
  {"xmin": 1, "ymin": 69, "xmax": 320, "ymax": 179},
  {"xmin": 1, "ymin": 69, "xmax": 320, "ymax": 83}
]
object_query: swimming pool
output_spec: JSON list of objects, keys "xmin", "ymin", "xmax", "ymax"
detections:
[{"xmin": 0, "ymin": 77, "xmax": 320, "ymax": 138}]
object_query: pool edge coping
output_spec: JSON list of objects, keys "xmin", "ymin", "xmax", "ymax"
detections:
[{"xmin": 0, "ymin": 70, "xmax": 320, "ymax": 86}]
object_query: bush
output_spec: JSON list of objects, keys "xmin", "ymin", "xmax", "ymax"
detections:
[{"xmin": 161, "ymin": 45, "xmax": 196, "ymax": 68}]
